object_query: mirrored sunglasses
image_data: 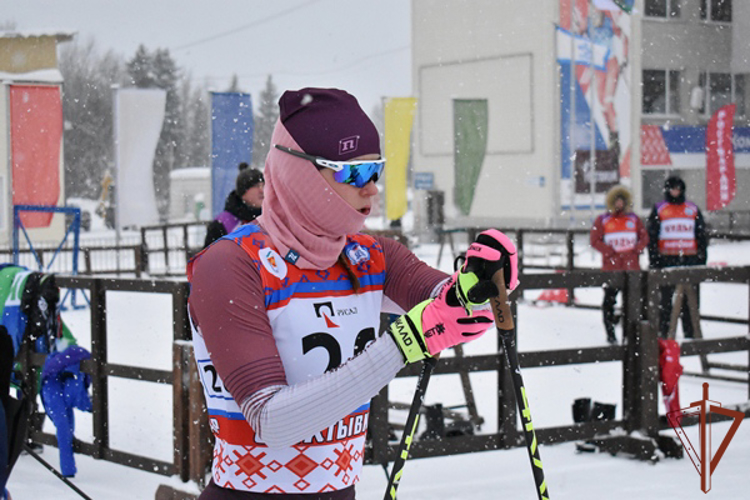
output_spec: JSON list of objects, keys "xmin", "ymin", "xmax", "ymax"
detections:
[{"xmin": 275, "ymin": 144, "xmax": 385, "ymax": 188}]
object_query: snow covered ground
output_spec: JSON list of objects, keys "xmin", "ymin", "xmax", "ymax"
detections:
[{"xmin": 7, "ymin": 239, "xmax": 750, "ymax": 499}]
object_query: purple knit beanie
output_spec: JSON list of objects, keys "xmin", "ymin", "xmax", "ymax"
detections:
[{"xmin": 278, "ymin": 88, "xmax": 380, "ymax": 161}]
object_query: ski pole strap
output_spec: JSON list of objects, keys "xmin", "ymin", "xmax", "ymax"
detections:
[{"xmin": 383, "ymin": 357, "xmax": 437, "ymax": 500}]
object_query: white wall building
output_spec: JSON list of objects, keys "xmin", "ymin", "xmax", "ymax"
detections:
[
  {"xmin": 169, "ymin": 167, "xmax": 211, "ymax": 222},
  {"xmin": 410, "ymin": 0, "xmax": 750, "ymax": 231}
]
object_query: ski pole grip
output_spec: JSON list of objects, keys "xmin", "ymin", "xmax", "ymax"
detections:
[{"xmin": 490, "ymin": 268, "xmax": 515, "ymax": 332}]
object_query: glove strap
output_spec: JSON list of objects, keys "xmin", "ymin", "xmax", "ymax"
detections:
[
  {"xmin": 456, "ymin": 270, "xmax": 482, "ymax": 315},
  {"xmin": 390, "ymin": 300, "xmax": 431, "ymax": 364}
]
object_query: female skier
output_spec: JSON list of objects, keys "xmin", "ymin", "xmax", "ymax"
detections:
[{"xmin": 188, "ymin": 87, "xmax": 517, "ymax": 499}]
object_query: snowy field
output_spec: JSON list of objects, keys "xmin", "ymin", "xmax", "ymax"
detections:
[{"xmin": 7, "ymin": 238, "xmax": 750, "ymax": 499}]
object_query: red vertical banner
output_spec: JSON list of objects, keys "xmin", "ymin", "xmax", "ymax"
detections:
[
  {"xmin": 706, "ymin": 103, "xmax": 736, "ymax": 211},
  {"xmin": 9, "ymin": 85, "xmax": 63, "ymax": 227}
]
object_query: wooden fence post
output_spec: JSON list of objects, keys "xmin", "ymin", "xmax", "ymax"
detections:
[
  {"xmin": 566, "ymin": 230, "xmax": 575, "ymax": 305},
  {"xmin": 89, "ymin": 278, "xmax": 109, "ymax": 458},
  {"xmin": 162, "ymin": 226, "xmax": 170, "ymax": 273},
  {"xmin": 172, "ymin": 282, "xmax": 192, "ymax": 481},
  {"xmin": 188, "ymin": 357, "xmax": 212, "ymax": 486},
  {"xmin": 173, "ymin": 342, "xmax": 191, "ymax": 483},
  {"xmin": 83, "ymin": 248, "xmax": 92, "ymax": 275},
  {"xmin": 639, "ymin": 271, "xmax": 662, "ymax": 437},
  {"xmin": 134, "ymin": 245, "xmax": 143, "ymax": 278},
  {"xmin": 622, "ymin": 270, "xmax": 644, "ymax": 433},
  {"xmin": 368, "ymin": 385, "xmax": 390, "ymax": 466}
]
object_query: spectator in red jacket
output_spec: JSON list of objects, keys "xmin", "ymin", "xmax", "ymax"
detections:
[{"xmin": 590, "ymin": 185, "xmax": 648, "ymax": 344}]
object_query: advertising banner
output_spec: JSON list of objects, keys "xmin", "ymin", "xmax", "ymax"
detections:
[
  {"xmin": 706, "ymin": 104, "xmax": 736, "ymax": 211},
  {"xmin": 453, "ymin": 99, "xmax": 488, "ymax": 216},
  {"xmin": 558, "ymin": 0, "xmax": 632, "ymax": 209},
  {"xmin": 211, "ymin": 92, "xmax": 253, "ymax": 217},
  {"xmin": 9, "ymin": 85, "xmax": 63, "ymax": 228},
  {"xmin": 115, "ymin": 87, "xmax": 167, "ymax": 228},
  {"xmin": 384, "ymin": 97, "xmax": 417, "ymax": 221}
]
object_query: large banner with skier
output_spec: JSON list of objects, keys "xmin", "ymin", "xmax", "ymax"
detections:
[{"xmin": 558, "ymin": 0, "xmax": 633, "ymax": 210}]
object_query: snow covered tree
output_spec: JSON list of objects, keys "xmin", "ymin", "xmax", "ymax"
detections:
[
  {"xmin": 252, "ymin": 75, "xmax": 279, "ymax": 169},
  {"xmin": 227, "ymin": 74, "xmax": 241, "ymax": 93},
  {"xmin": 178, "ymin": 75, "xmax": 210, "ymax": 168},
  {"xmin": 59, "ymin": 39, "xmax": 125, "ymax": 199},
  {"xmin": 126, "ymin": 45, "xmax": 156, "ymax": 88}
]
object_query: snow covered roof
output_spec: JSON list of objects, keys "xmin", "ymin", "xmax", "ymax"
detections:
[
  {"xmin": 170, "ymin": 167, "xmax": 210, "ymax": 179},
  {"xmin": 0, "ymin": 68, "xmax": 63, "ymax": 83},
  {"xmin": 0, "ymin": 30, "xmax": 76, "ymax": 42}
]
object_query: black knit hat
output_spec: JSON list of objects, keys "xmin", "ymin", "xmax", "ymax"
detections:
[
  {"xmin": 664, "ymin": 175, "xmax": 685, "ymax": 192},
  {"xmin": 664, "ymin": 175, "xmax": 686, "ymax": 204},
  {"xmin": 236, "ymin": 164, "xmax": 264, "ymax": 195}
]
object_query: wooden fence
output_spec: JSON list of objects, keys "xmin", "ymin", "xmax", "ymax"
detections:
[
  {"xmin": 13, "ymin": 265, "xmax": 748, "ymax": 489},
  {"xmin": 23, "ymin": 276, "xmax": 194, "ymax": 480}
]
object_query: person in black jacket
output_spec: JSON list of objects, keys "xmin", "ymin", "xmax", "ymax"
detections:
[
  {"xmin": 203, "ymin": 163, "xmax": 264, "ymax": 248},
  {"xmin": 646, "ymin": 176, "xmax": 708, "ymax": 338}
]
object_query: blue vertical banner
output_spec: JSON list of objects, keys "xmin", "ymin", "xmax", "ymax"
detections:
[{"xmin": 211, "ymin": 92, "xmax": 253, "ymax": 217}]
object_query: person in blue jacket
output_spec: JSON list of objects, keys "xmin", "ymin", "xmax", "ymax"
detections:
[{"xmin": 40, "ymin": 345, "xmax": 92, "ymax": 478}]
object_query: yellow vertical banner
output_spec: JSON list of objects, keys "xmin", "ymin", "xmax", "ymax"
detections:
[{"xmin": 384, "ymin": 97, "xmax": 417, "ymax": 221}]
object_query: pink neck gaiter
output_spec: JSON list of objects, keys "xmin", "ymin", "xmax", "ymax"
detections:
[{"xmin": 257, "ymin": 121, "xmax": 367, "ymax": 270}]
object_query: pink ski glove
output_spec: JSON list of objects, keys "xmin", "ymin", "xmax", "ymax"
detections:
[{"xmin": 389, "ymin": 229, "xmax": 518, "ymax": 364}]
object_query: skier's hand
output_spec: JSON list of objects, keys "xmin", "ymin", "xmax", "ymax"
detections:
[
  {"xmin": 455, "ymin": 229, "xmax": 519, "ymax": 310},
  {"xmin": 389, "ymin": 229, "xmax": 518, "ymax": 364},
  {"xmin": 388, "ymin": 271, "xmax": 493, "ymax": 364}
]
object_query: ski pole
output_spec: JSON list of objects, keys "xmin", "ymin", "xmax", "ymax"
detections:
[
  {"xmin": 490, "ymin": 269, "xmax": 550, "ymax": 500},
  {"xmin": 383, "ymin": 356, "xmax": 437, "ymax": 500}
]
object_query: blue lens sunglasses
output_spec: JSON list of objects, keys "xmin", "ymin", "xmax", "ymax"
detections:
[{"xmin": 274, "ymin": 144, "xmax": 385, "ymax": 188}]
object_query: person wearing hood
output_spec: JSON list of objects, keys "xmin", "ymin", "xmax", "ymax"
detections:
[
  {"xmin": 646, "ymin": 175, "xmax": 708, "ymax": 338},
  {"xmin": 187, "ymin": 88, "xmax": 518, "ymax": 499},
  {"xmin": 590, "ymin": 185, "xmax": 648, "ymax": 344},
  {"xmin": 202, "ymin": 164, "xmax": 265, "ymax": 248}
]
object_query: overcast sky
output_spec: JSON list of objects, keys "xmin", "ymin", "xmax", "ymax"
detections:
[{"xmin": 5, "ymin": 0, "xmax": 412, "ymax": 113}]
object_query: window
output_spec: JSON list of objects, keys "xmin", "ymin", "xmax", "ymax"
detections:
[
  {"xmin": 645, "ymin": 0, "xmax": 681, "ymax": 18},
  {"xmin": 698, "ymin": 72, "xmax": 746, "ymax": 116},
  {"xmin": 700, "ymin": 0, "xmax": 732, "ymax": 22},
  {"xmin": 736, "ymin": 74, "xmax": 746, "ymax": 116},
  {"xmin": 643, "ymin": 69, "xmax": 681, "ymax": 115}
]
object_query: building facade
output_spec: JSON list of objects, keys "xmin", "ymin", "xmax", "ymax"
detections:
[
  {"xmin": 0, "ymin": 31, "xmax": 73, "ymax": 247},
  {"xmin": 410, "ymin": 0, "xmax": 749, "ymax": 230}
]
